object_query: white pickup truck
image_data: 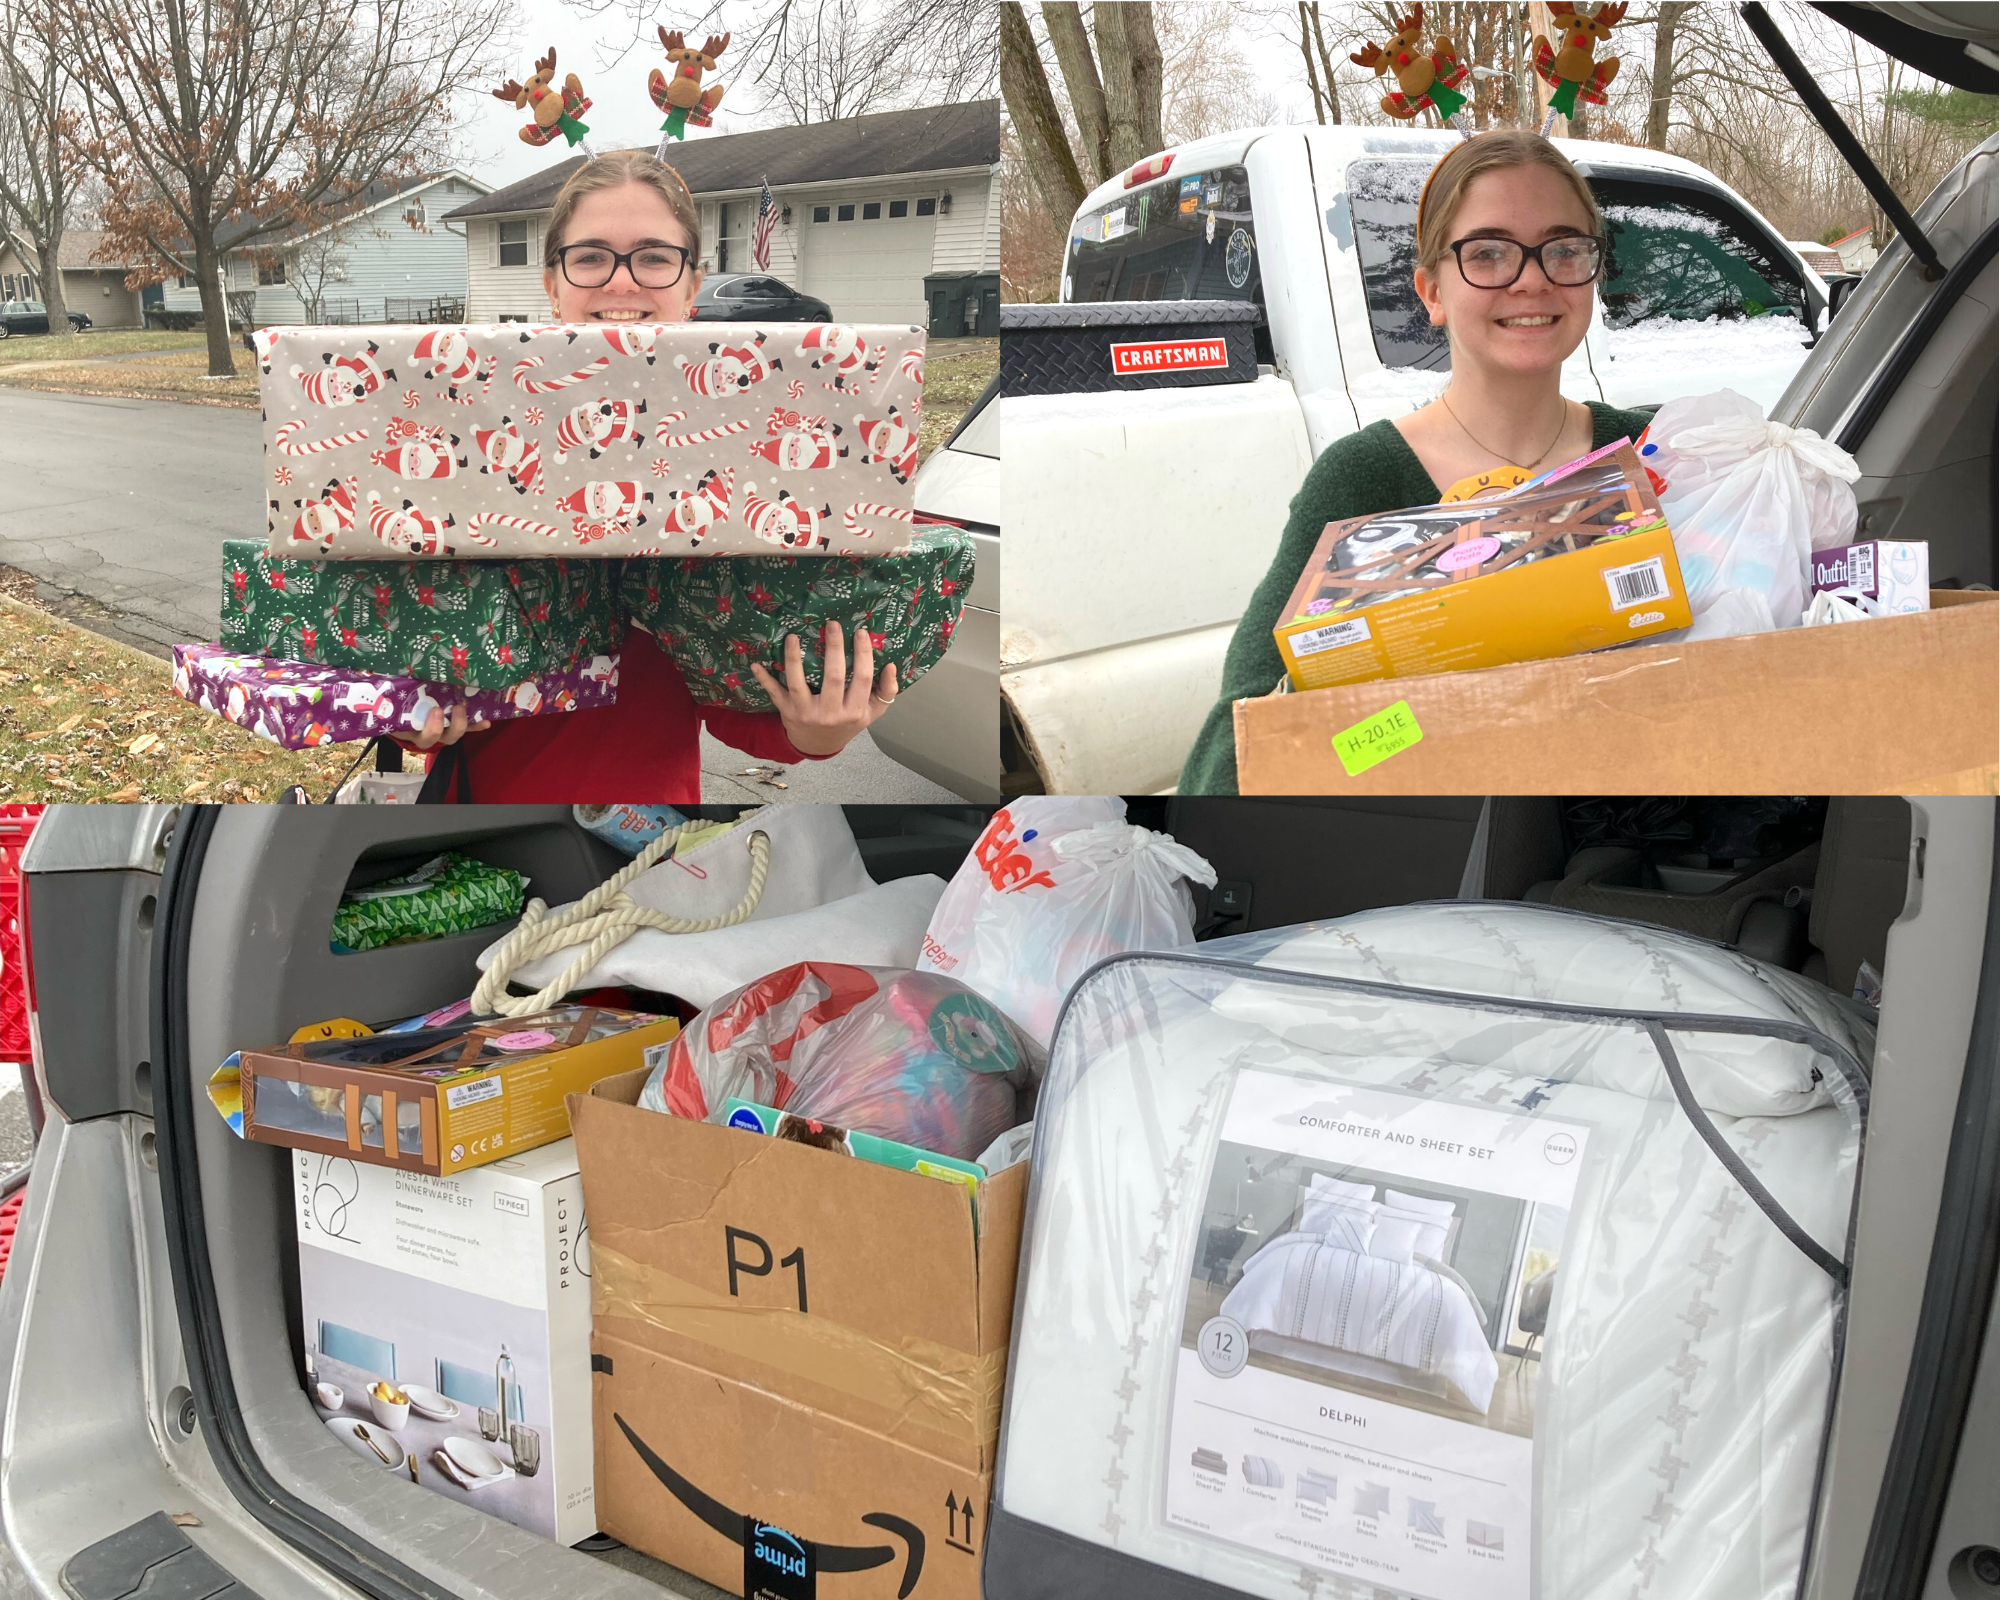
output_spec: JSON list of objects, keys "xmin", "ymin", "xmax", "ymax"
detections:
[{"xmin": 1000, "ymin": 124, "xmax": 1834, "ymax": 795}]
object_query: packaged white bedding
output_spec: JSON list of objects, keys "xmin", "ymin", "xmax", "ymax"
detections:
[{"xmin": 987, "ymin": 902, "xmax": 1870, "ymax": 1600}]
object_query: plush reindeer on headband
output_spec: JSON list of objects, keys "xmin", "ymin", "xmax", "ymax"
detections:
[
  {"xmin": 1533, "ymin": 2, "xmax": 1627, "ymax": 124},
  {"xmin": 650, "ymin": 28, "xmax": 729, "ymax": 143},
  {"xmin": 1350, "ymin": 5, "xmax": 1471, "ymax": 129},
  {"xmin": 493, "ymin": 48, "xmax": 595, "ymax": 153}
]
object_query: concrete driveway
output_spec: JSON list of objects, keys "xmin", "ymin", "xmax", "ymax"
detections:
[{"xmin": 0, "ymin": 388, "xmax": 965, "ymax": 801}]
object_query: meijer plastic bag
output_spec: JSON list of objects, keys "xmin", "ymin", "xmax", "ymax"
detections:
[
  {"xmin": 1644, "ymin": 388, "xmax": 1863, "ymax": 640},
  {"xmin": 918, "ymin": 798, "xmax": 1218, "ymax": 1047}
]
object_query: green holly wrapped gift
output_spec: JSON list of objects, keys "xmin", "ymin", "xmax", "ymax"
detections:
[
  {"xmin": 622, "ymin": 527, "xmax": 975, "ymax": 713},
  {"xmin": 219, "ymin": 541, "xmax": 620, "ymax": 692},
  {"xmin": 329, "ymin": 852, "xmax": 528, "ymax": 953}
]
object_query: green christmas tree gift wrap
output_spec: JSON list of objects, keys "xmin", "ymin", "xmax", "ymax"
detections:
[
  {"xmin": 329, "ymin": 852, "xmax": 528, "ymax": 953},
  {"xmin": 219, "ymin": 542, "xmax": 620, "ymax": 692},
  {"xmin": 622, "ymin": 527, "xmax": 975, "ymax": 712}
]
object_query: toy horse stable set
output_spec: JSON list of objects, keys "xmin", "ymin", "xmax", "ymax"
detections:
[{"xmin": 164, "ymin": 22, "xmax": 971, "ymax": 758}]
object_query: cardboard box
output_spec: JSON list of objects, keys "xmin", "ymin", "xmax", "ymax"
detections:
[
  {"xmin": 1811, "ymin": 540, "xmax": 1930, "ymax": 614},
  {"xmin": 253, "ymin": 322, "xmax": 924, "ymax": 560},
  {"xmin": 569, "ymin": 1069, "xmax": 1027, "ymax": 1600},
  {"xmin": 1274, "ymin": 442, "xmax": 1690, "ymax": 691},
  {"xmin": 237, "ymin": 1007, "xmax": 679, "ymax": 1175},
  {"xmin": 1234, "ymin": 590, "xmax": 1998, "ymax": 795},
  {"xmin": 293, "ymin": 1138, "xmax": 596, "ymax": 1542}
]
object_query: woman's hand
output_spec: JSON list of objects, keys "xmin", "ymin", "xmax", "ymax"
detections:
[
  {"xmin": 751, "ymin": 622, "xmax": 900, "ymax": 758},
  {"xmin": 392, "ymin": 703, "xmax": 492, "ymax": 753}
]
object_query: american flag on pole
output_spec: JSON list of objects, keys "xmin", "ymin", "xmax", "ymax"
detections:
[{"xmin": 751, "ymin": 178, "xmax": 777, "ymax": 271}]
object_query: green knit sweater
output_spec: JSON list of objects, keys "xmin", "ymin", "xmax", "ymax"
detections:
[{"xmin": 1178, "ymin": 402, "xmax": 1655, "ymax": 795}]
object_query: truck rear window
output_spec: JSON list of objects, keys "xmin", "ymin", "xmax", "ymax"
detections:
[
  {"xmin": 1345, "ymin": 160, "xmax": 1811, "ymax": 371},
  {"xmin": 1064, "ymin": 165, "xmax": 1261, "ymax": 305}
]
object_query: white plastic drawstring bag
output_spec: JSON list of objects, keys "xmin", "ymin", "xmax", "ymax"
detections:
[
  {"xmin": 1643, "ymin": 388, "xmax": 1863, "ymax": 640},
  {"xmin": 917, "ymin": 798, "xmax": 1218, "ymax": 1048},
  {"xmin": 985, "ymin": 901, "xmax": 1871, "ymax": 1600}
]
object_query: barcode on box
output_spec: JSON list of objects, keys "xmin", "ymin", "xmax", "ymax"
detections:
[
  {"xmin": 1603, "ymin": 555, "xmax": 1670, "ymax": 611},
  {"xmin": 445, "ymin": 1077, "xmax": 503, "ymax": 1111},
  {"xmin": 1291, "ymin": 616, "xmax": 1373, "ymax": 656},
  {"xmin": 1850, "ymin": 544, "xmax": 1875, "ymax": 591}
]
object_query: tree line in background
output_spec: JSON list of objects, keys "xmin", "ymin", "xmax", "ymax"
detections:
[
  {"xmin": 1002, "ymin": 0, "xmax": 1995, "ymax": 302},
  {"xmin": 0, "ymin": 0, "xmax": 996, "ymax": 374}
]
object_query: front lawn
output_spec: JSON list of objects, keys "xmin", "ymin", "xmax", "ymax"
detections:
[{"xmin": 0, "ymin": 328, "xmax": 205, "ymax": 363}]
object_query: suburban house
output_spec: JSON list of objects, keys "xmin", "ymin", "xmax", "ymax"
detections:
[
  {"xmin": 155, "ymin": 171, "xmax": 494, "ymax": 326},
  {"xmin": 442, "ymin": 99, "xmax": 1000, "ymax": 334},
  {"xmin": 0, "ymin": 230, "xmax": 147, "ymax": 326},
  {"xmin": 1827, "ymin": 225, "xmax": 1879, "ymax": 275}
]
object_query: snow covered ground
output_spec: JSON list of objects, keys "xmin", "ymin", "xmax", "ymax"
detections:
[
  {"xmin": 1600, "ymin": 312, "xmax": 1814, "ymax": 413},
  {"xmin": 0, "ymin": 1066, "xmax": 32, "ymax": 1178}
]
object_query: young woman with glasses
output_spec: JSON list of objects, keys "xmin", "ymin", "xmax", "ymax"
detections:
[
  {"xmin": 403, "ymin": 150, "xmax": 900, "ymax": 800},
  {"xmin": 1180, "ymin": 131, "xmax": 1652, "ymax": 795}
]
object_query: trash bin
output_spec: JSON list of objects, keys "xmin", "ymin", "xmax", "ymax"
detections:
[{"xmin": 925, "ymin": 271, "xmax": 1000, "ymax": 339}]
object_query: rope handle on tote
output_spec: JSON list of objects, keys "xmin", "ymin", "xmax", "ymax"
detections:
[{"xmin": 471, "ymin": 819, "xmax": 771, "ymax": 1018}]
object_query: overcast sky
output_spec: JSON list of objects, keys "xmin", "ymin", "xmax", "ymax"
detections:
[{"xmin": 449, "ymin": 0, "xmax": 795, "ymax": 194}]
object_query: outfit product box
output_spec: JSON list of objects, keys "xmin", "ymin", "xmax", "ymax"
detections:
[
  {"xmin": 569, "ymin": 1068, "xmax": 1028, "ymax": 1600},
  {"xmin": 294, "ymin": 1138, "xmax": 596, "ymax": 1543},
  {"xmin": 252, "ymin": 322, "xmax": 924, "ymax": 559},
  {"xmin": 171, "ymin": 643, "xmax": 619, "ymax": 749},
  {"xmin": 220, "ymin": 539, "xmax": 622, "ymax": 690},
  {"xmin": 235, "ymin": 1006, "xmax": 679, "ymax": 1175},
  {"xmin": 1274, "ymin": 441, "xmax": 1691, "ymax": 691},
  {"xmin": 621, "ymin": 526, "xmax": 975, "ymax": 711},
  {"xmin": 1235, "ymin": 589, "xmax": 1997, "ymax": 795},
  {"xmin": 1809, "ymin": 540, "xmax": 1930, "ymax": 614}
]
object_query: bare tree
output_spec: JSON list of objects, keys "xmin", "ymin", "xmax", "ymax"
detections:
[
  {"xmin": 576, "ymin": 0, "xmax": 995, "ymax": 126},
  {"xmin": 65, "ymin": 0, "xmax": 511, "ymax": 375},
  {"xmin": 287, "ymin": 205, "xmax": 388, "ymax": 324},
  {"xmin": 0, "ymin": 0, "xmax": 79, "ymax": 337},
  {"xmin": 1003, "ymin": 1, "xmax": 1086, "ymax": 227}
]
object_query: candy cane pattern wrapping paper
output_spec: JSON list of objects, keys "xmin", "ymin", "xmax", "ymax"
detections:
[{"xmin": 260, "ymin": 321, "xmax": 924, "ymax": 558}]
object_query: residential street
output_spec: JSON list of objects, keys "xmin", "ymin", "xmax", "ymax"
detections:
[{"xmin": 0, "ymin": 387, "xmax": 962, "ymax": 800}]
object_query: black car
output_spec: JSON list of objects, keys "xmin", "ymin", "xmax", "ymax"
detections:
[
  {"xmin": 689, "ymin": 273, "xmax": 831, "ymax": 322},
  {"xmin": 0, "ymin": 300, "xmax": 91, "ymax": 337}
]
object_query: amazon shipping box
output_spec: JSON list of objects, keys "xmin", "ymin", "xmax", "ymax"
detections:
[{"xmin": 569, "ymin": 1069, "xmax": 1027, "ymax": 1600}]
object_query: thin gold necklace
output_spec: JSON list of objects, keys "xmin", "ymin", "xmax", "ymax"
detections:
[{"xmin": 1439, "ymin": 388, "xmax": 1572, "ymax": 469}]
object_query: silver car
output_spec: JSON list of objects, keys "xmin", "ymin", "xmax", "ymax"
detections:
[{"xmin": 870, "ymin": 379, "xmax": 1000, "ymax": 802}]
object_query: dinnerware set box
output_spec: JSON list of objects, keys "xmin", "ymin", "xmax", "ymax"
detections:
[
  {"xmin": 235, "ymin": 1006, "xmax": 680, "ymax": 1176},
  {"xmin": 293, "ymin": 1138, "xmax": 597, "ymax": 1543},
  {"xmin": 1236, "ymin": 589, "xmax": 1998, "ymax": 796},
  {"xmin": 253, "ymin": 321, "xmax": 925, "ymax": 560},
  {"xmin": 568, "ymin": 1068, "xmax": 1028, "ymax": 1600},
  {"xmin": 1272, "ymin": 442, "xmax": 1691, "ymax": 693}
]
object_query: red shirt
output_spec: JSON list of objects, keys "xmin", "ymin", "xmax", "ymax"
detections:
[{"xmin": 446, "ymin": 624, "xmax": 816, "ymax": 802}]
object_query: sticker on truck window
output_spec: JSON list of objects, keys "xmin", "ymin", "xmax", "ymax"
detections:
[
  {"xmin": 1601, "ymin": 555, "xmax": 1671, "ymax": 611},
  {"xmin": 1109, "ymin": 338, "xmax": 1229, "ymax": 375}
]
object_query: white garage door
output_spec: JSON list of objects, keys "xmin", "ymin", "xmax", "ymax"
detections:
[{"xmin": 801, "ymin": 201, "xmax": 936, "ymax": 324}]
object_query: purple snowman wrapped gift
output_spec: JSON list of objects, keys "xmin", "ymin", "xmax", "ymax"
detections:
[{"xmin": 171, "ymin": 643, "xmax": 618, "ymax": 749}]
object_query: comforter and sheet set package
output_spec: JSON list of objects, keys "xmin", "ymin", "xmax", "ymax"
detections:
[{"xmin": 985, "ymin": 902, "xmax": 1870, "ymax": 1600}]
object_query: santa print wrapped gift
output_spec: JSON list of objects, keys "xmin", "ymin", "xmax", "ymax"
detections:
[
  {"xmin": 171, "ymin": 643, "xmax": 618, "ymax": 749},
  {"xmin": 620, "ymin": 526, "xmax": 974, "ymax": 713},
  {"xmin": 219, "ymin": 540, "xmax": 620, "ymax": 692},
  {"xmin": 254, "ymin": 321, "xmax": 925, "ymax": 560}
]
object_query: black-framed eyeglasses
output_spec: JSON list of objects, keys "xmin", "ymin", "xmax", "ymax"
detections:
[
  {"xmin": 1447, "ymin": 234, "xmax": 1604, "ymax": 289},
  {"xmin": 555, "ymin": 242, "xmax": 693, "ymax": 290}
]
